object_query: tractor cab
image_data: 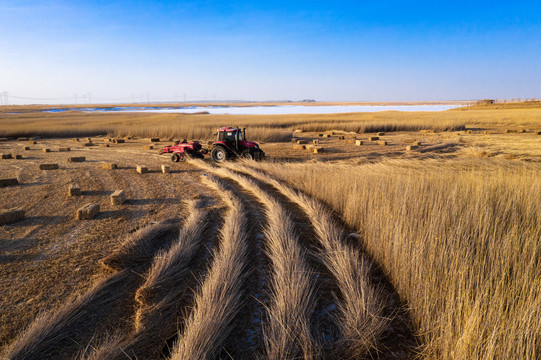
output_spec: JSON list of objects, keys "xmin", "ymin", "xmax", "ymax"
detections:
[{"xmin": 217, "ymin": 127, "xmax": 245, "ymax": 149}]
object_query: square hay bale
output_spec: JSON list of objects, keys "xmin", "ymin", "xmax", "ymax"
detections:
[
  {"xmin": 29, "ymin": 141, "xmax": 37, "ymax": 144},
  {"xmin": 42, "ymin": 148, "xmax": 50, "ymax": 153},
  {"xmin": 412, "ymin": 141, "xmax": 422, "ymax": 146},
  {"xmin": 377, "ymin": 132, "xmax": 385, "ymax": 136},
  {"xmin": 313, "ymin": 139, "xmax": 319, "ymax": 144},
  {"xmin": 518, "ymin": 129, "xmax": 526, "ymax": 133},
  {"xmin": 144, "ymin": 145, "xmax": 154, "ymax": 150},
  {"xmin": 83, "ymin": 142, "xmax": 93, "ymax": 147},
  {"xmin": 376, "ymin": 140, "xmax": 388, "ymax": 146},
  {"xmin": 466, "ymin": 130, "xmax": 473, "ymax": 134},
  {"xmin": 58, "ymin": 147, "xmax": 71, "ymax": 152},
  {"xmin": 161, "ymin": 164, "xmax": 171, "ymax": 173},
  {"xmin": 293, "ymin": 144, "xmax": 306, "ymax": 150},
  {"xmin": 0, "ymin": 178, "xmax": 19, "ymax": 187},
  {"xmin": 113, "ymin": 139, "xmax": 125, "ymax": 144},
  {"xmin": 76, "ymin": 203, "xmax": 100, "ymax": 220},
  {"xmin": 1, "ymin": 154, "xmax": 12, "ymax": 159},
  {"xmin": 297, "ymin": 140, "xmax": 308, "ymax": 144},
  {"xmin": 101, "ymin": 163, "xmax": 118, "ymax": 170},
  {"xmin": 420, "ymin": 129, "xmax": 435, "ymax": 134},
  {"xmin": 318, "ymin": 133, "xmax": 324, "ymax": 137},
  {"xmin": 100, "ymin": 144, "xmax": 110, "ymax": 148},
  {"xmin": 110, "ymin": 190, "xmax": 127, "ymax": 205},
  {"xmin": 23, "ymin": 146, "xmax": 30, "ymax": 150},
  {"xmin": 0, "ymin": 208, "xmax": 25, "ymax": 225},
  {"xmin": 535, "ymin": 131, "xmax": 541, "ymax": 135},
  {"xmin": 68, "ymin": 184, "xmax": 81, "ymax": 196},
  {"xmin": 505, "ymin": 129, "xmax": 515, "ymax": 133},
  {"xmin": 312, "ymin": 147, "xmax": 324, "ymax": 153},
  {"xmin": 355, "ymin": 140, "xmax": 364, "ymax": 146},
  {"xmin": 17, "ymin": 137, "xmax": 29, "ymax": 141},
  {"xmin": 136, "ymin": 165, "xmax": 148, "ymax": 174},
  {"xmin": 39, "ymin": 163, "xmax": 58, "ymax": 170},
  {"xmin": 73, "ymin": 138, "xmax": 79, "ymax": 142},
  {"xmin": 345, "ymin": 139, "xmax": 356, "ymax": 144},
  {"xmin": 68, "ymin": 156, "xmax": 86, "ymax": 162},
  {"xmin": 406, "ymin": 145, "xmax": 418, "ymax": 151},
  {"xmin": 338, "ymin": 135, "xmax": 345, "ymax": 140},
  {"xmin": 14, "ymin": 155, "xmax": 22, "ymax": 159},
  {"xmin": 323, "ymin": 134, "xmax": 331, "ymax": 137},
  {"xmin": 0, "ymin": 138, "xmax": 7, "ymax": 142},
  {"xmin": 368, "ymin": 136, "xmax": 379, "ymax": 141},
  {"xmin": 294, "ymin": 129, "xmax": 303, "ymax": 133},
  {"xmin": 150, "ymin": 138, "xmax": 160, "ymax": 142}
]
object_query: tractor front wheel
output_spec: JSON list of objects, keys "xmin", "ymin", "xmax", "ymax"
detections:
[
  {"xmin": 241, "ymin": 151, "xmax": 254, "ymax": 160},
  {"xmin": 211, "ymin": 146, "xmax": 227, "ymax": 163}
]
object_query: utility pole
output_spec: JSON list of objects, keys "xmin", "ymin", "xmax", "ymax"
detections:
[
  {"xmin": 0, "ymin": 92, "xmax": 8, "ymax": 105},
  {"xmin": 73, "ymin": 94, "xmax": 78, "ymax": 104}
]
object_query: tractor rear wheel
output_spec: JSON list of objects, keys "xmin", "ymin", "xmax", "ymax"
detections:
[{"xmin": 211, "ymin": 146, "xmax": 227, "ymax": 163}]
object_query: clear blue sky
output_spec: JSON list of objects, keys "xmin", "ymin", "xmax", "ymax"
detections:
[{"xmin": 1, "ymin": 0, "xmax": 540, "ymax": 104}]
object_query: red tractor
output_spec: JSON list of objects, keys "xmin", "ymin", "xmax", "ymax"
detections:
[
  {"xmin": 210, "ymin": 127, "xmax": 265, "ymax": 163},
  {"xmin": 159, "ymin": 127, "xmax": 265, "ymax": 163}
]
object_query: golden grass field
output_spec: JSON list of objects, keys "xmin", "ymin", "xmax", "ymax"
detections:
[{"xmin": 0, "ymin": 101, "xmax": 540, "ymax": 359}]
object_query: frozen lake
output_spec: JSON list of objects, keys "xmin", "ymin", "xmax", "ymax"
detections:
[{"xmin": 45, "ymin": 104, "xmax": 464, "ymax": 115}]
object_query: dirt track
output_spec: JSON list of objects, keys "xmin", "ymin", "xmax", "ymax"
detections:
[{"xmin": 0, "ymin": 136, "xmax": 420, "ymax": 359}]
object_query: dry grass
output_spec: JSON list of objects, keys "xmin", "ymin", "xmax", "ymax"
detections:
[
  {"xmin": 257, "ymin": 158, "xmax": 541, "ymax": 360},
  {"xmin": 1, "ymin": 270, "xmax": 136, "ymax": 360},
  {"xmin": 169, "ymin": 174, "xmax": 248, "ymax": 359},
  {"xmin": 235, "ymin": 163, "xmax": 390, "ymax": 357},
  {"xmin": 192, "ymin": 160, "xmax": 318, "ymax": 360}
]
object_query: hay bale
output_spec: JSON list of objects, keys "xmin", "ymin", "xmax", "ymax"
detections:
[
  {"xmin": 0, "ymin": 178, "xmax": 18, "ymax": 187},
  {"xmin": 338, "ymin": 135, "xmax": 345, "ymax": 140},
  {"xmin": 23, "ymin": 146, "xmax": 30, "ymax": 150},
  {"xmin": 68, "ymin": 156, "xmax": 86, "ymax": 162},
  {"xmin": 161, "ymin": 165, "xmax": 170, "ymax": 173},
  {"xmin": 17, "ymin": 137, "xmax": 29, "ymax": 141},
  {"xmin": 466, "ymin": 130, "xmax": 473, "ymax": 134},
  {"xmin": 58, "ymin": 147, "xmax": 71, "ymax": 152},
  {"xmin": 1, "ymin": 154, "xmax": 12, "ymax": 159},
  {"xmin": 100, "ymin": 144, "xmax": 110, "ymax": 148},
  {"xmin": 144, "ymin": 145, "xmax": 154, "ymax": 150},
  {"xmin": 14, "ymin": 155, "xmax": 22, "ymax": 159},
  {"xmin": 313, "ymin": 139, "xmax": 319, "ymax": 144},
  {"xmin": 0, "ymin": 208, "xmax": 25, "ymax": 225},
  {"xmin": 76, "ymin": 203, "xmax": 100, "ymax": 220},
  {"xmin": 406, "ymin": 145, "xmax": 418, "ymax": 151},
  {"xmin": 297, "ymin": 140, "xmax": 308, "ymax": 144},
  {"xmin": 345, "ymin": 139, "xmax": 356, "ymax": 144},
  {"xmin": 110, "ymin": 190, "xmax": 127, "ymax": 205},
  {"xmin": 376, "ymin": 140, "xmax": 387, "ymax": 146},
  {"xmin": 518, "ymin": 129, "xmax": 526, "ymax": 133},
  {"xmin": 101, "ymin": 163, "xmax": 118, "ymax": 170},
  {"xmin": 355, "ymin": 140, "xmax": 363, "ymax": 146},
  {"xmin": 293, "ymin": 144, "xmax": 306, "ymax": 150},
  {"xmin": 0, "ymin": 138, "xmax": 7, "ymax": 142},
  {"xmin": 83, "ymin": 142, "xmax": 93, "ymax": 147},
  {"xmin": 291, "ymin": 138, "xmax": 298, "ymax": 143},
  {"xmin": 68, "ymin": 184, "xmax": 81, "ymax": 196},
  {"xmin": 42, "ymin": 148, "xmax": 50, "ymax": 153},
  {"xmin": 294, "ymin": 129, "xmax": 303, "ymax": 133},
  {"xmin": 113, "ymin": 139, "xmax": 125, "ymax": 144},
  {"xmin": 412, "ymin": 141, "xmax": 422, "ymax": 146},
  {"xmin": 318, "ymin": 133, "xmax": 324, "ymax": 137},
  {"xmin": 312, "ymin": 147, "xmax": 324, "ymax": 153},
  {"xmin": 39, "ymin": 163, "xmax": 58, "ymax": 170},
  {"xmin": 323, "ymin": 134, "xmax": 331, "ymax": 137},
  {"xmin": 505, "ymin": 129, "xmax": 515, "ymax": 133},
  {"xmin": 137, "ymin": 166, "xmax": 148, "ymax": 174},
  {"xmin": 73, "ymin": 138, "xmax": 79, "ymax": 142},
  {"xmin": 377, "ymin": 132, "xmax": 385, "ymax": 136},
  {"xmin": 535, "ymin": 131, "xmax": 541, "ymax": 135},
  {"xmin": 29, "ymin": 141, "xmax": 37, "ymax": 144},
  {"xmin": 368, "ymin": 136, "xmax": 379, "ymax": 141},
  {"xmin": 420, "ymin": 129, "xmax": 435, "ymax": 134},
  {"xmin": 150, "ymin": 138, "xmax": 160, "ymax": 142},
  {"xmin": 484, "ymin": 131, "xmax": 490, "ymax": 135}
]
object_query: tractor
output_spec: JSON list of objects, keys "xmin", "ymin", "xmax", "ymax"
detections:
[
  {"xmin": 210, "ymin": 127, "xmax": 265, "ymax": 163},
  {"xmin": 158, "ymin": 127, "xmax": 264, "ymax": 163}
]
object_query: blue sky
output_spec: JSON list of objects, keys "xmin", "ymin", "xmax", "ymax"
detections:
[{"xmin": 1, "ymin": 0, "xmax": 540, "ymax": 104}]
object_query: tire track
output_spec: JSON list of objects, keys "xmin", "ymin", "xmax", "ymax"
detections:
[{"xmin": 192, "ymin": 160, "xmax": 320, "ymax": 360}]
